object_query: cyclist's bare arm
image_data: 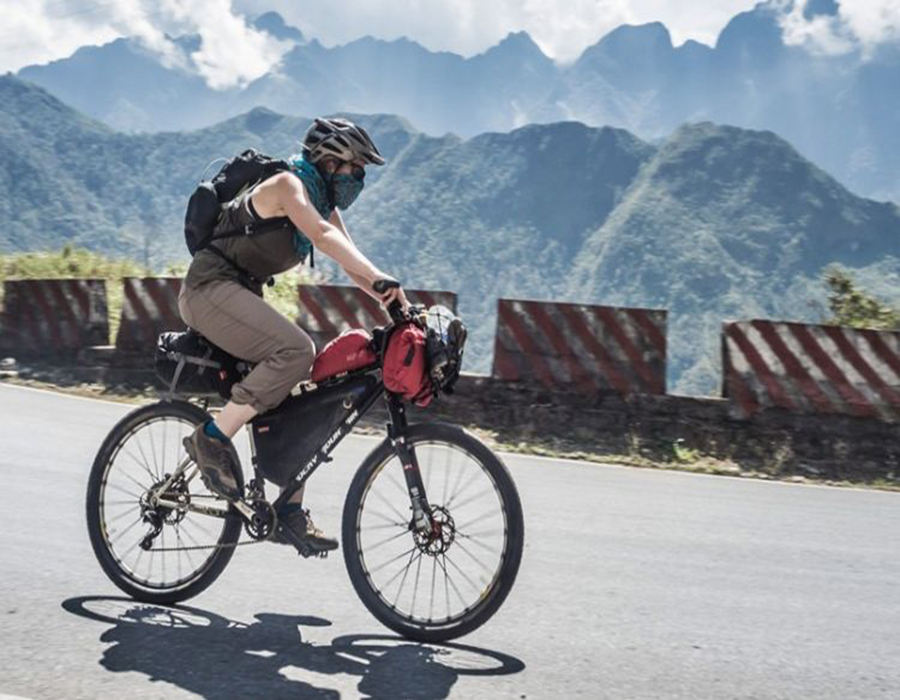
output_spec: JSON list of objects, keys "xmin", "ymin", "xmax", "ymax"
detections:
[
  {"xmin": 328, "ymin": 209, "xmax": 383, "ymax": 302},
  {"xmin": 250, "ymin": 173, "xmax": 387, "ymax": 286}
]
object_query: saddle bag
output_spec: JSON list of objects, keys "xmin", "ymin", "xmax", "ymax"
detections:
[{"xmin": 155, "ymin": 330, "xmax": 246, "ymax": 399}]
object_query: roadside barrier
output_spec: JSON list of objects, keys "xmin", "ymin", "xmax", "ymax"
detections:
[
  {"xmin": 297, "ymin": 284, "xmax": 458, "ymax": 348},
  {"xmin": 722, "ymin": 320, "xmax": 900, "ymax": 421},
  {"xmin": 0, "ymin": 279, "xmax": 108, "ymax": 356},
  {"xmin": 115, "ymin": 277, "xmax": 184, "ymax": 352},
  {"xmin": 491, "ymin": 298, "xmax": 667, "ymax": 395}
]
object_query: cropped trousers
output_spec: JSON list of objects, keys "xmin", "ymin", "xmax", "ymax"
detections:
[{"xmin": 178, "ymin": 280, "xmax": 315, "ymax": 414}]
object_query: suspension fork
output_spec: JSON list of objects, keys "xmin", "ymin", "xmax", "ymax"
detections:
[{"xmin": 386, "ymin": 396, "xmax": 433, "ymax": 535}]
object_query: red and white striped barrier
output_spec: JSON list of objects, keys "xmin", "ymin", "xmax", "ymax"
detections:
[
  {"xmin": 722, "ymin": 320, "xmax": 900, "ymax": 421},
  {"xmin": 115, "ymin": 277, "xmax": 184, "ymax": 352},
  {"xmin": 0, "ymin": 279, "xmax": 108, "ymax": 356},
  {"xmin": 297, "ymin": 284, "xmax": 457, "ymax": 347},
  {"xmin": 491, "ymin": 299, "xmax": 667, "ymax": 395}
]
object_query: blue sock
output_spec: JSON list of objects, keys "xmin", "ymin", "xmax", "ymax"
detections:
[{"xmin": 203, "ymin": 420, "xmax": 228, "ymax": 443}]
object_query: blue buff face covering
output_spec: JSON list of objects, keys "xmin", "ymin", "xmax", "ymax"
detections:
[{"xmin": 332, "ymin": 174, "xmax": 365, "ymax": 210}]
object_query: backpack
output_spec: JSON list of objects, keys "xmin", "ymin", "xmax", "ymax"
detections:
[{"xmin": 184, "ymin": 149, "xmax": 312, "ymax": 279}]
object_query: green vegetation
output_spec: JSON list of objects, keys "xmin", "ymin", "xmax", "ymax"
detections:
[
  {"xmin": 823, "ymin": 267, "xmax": 900, "ymax": 330},
  {"xmin": 0, "ymin": 246, "xmax": 151, "ymax": 341},
  {"xmin": 0, "ymin": 246, "xmax": 312, "ymax": 342}
]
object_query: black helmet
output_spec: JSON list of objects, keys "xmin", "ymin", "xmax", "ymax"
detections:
[{"xmin": 302, "ymin": 117, "xmax": 385, "ymax": 166}]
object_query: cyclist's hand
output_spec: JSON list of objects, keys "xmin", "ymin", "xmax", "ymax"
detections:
[{"xmin": 373, "ymin": 277, "xmax": 408, "ymax": 311}]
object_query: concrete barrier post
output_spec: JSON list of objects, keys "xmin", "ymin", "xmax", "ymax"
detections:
[
  {"xmin": 491, "ymin": 298, "xmax": 667, "ymax": 396},
  {"xmin": 722, "ymin": 319, "xmax": 900, "ymax": 422},
  {"xmin": 0, "ymin": 279, "xmax": 108, "ymax": 357}
]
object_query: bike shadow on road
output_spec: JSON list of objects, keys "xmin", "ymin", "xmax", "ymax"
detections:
[{"xmin": 62, "ymin": 596, "xmax": 525, "ymax": 699}]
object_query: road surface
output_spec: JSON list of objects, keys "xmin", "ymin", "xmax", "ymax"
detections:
[{"xmin": 0, "ymin": 383, "xmax": 898, "ymax": 698}]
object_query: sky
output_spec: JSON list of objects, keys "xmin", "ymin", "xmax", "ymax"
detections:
[{"xmin": 1, "ymin": 1, "xmax": 898, "ymax": 87}]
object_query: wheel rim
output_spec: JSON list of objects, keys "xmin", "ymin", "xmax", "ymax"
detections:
[
  {"xmin": 98, "ymin": 414, "xmax": 231, "ymax": 592},
  {"xmin": 355, "ymin": 440, "xmax": 508, "ymax": 628}
]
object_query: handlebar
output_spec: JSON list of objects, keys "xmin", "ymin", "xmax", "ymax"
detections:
[{"xmin": 373, "ymin": 279, "xmax": 405, "ymax": 323}]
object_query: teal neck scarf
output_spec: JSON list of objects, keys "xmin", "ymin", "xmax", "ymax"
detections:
[
  {"xmin": 288, "ymin": 154, "xmax": 333, "ymax": 261},
  {"xmin": 290, "ymin": 155, "xmax": 333, "ymax": 220}
]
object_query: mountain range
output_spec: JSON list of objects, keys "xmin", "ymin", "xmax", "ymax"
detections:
[
  {"xmin": 15, "ymin": 3, "xmax": 900, "ymax": 203},
  {"xmin": 2, "ymin": 75, "xmax": 898, "ymax": 395}
]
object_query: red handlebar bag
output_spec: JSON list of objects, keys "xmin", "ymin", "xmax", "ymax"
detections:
[
  {"xmin": 311, "ymin": 329, "xmax": 378, "ymax": 383},
  {"xmin": 383, "ymin": 322, "xmax": 433, "ymax": 406}
]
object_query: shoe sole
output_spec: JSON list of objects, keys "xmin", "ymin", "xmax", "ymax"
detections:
[{"xmin": 182, "ymin": 436, "xmax": 242, "ymax": 502}]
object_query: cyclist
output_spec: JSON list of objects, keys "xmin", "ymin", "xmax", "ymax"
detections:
[{"xmin": 178, "ymin": 117, "xmax": 409, "ymax": 555}]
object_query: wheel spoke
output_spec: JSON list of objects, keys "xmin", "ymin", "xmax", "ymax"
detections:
[
  {"xmin": 369, "ymin": 484, "xmax": 410, "ymax": 524},
  {"xmin": 393, "ymin": 549, "xmax": 422, "ymax": 608},
  {"xmin": 109, "ymin": 514, "xmax": 143, "ymax": 543},
  {"xmin": 369, "ymin": 546, "xmax": 418, "ymax": 575},
  {"xmin": 448, "ymin": 485, "xmax": 497, "ymax": 513},
  {"xmin": 445, "ymin": 469, "xmax": 483, "ymax": 509},
  {"xmin": 365, "ymin": 528, "xmax": 412, "ymax": 552},
  {"xmin": 104, "ymin": 482, "xmax": 142, "ymax": 500},
  {"xmin": 410, "ymin": 552, "xmax": 423, "ymax": 618},
  {"xmin": 456, "ymin": 507, "xmax": 501, "ymax": 532},
  {"xmin": 443, "ymin": 550, "xmax": 484, "ymax": 594},
  {"xmin": 105, "ymin": 505, "xmax": 141, "ymax": 526},
  {"xmin": 454, "ymin": 537, "xmax": 499, "ymax": 575}
]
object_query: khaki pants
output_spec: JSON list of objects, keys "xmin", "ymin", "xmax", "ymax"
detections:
[{"xmin": 178, "ymin": 280, "xmax": 315, "ymax": 414}]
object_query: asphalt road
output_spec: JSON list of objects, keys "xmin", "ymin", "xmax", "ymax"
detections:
[{"xmin": 0, "ymin": 383, "xmax": 898, "ymax": 699}]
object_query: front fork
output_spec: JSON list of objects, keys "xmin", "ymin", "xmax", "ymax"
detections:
[{"xmin": 386, "ymin": 397, "xmax": 433, "ymax": 536}]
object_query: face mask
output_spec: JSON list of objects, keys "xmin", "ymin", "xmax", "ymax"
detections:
[{"xmin": 332, "ymin": 173, "xmax": 365, "ymax": 210}]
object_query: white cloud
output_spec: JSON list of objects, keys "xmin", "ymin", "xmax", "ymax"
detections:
[
  {"xmin": 780, "ymin": 0, "xmax": 900, "ymax": 56},
  {"xmin": 0, "ymin": 0, "xmax": 291, "ymax": 88},
  {"xmin": 1, "ymin": 0, "xmax": 898, "ymax": 79},
  {"xmin": 234, "ymin": 0, "xmax": 759, "ymax": 62}
]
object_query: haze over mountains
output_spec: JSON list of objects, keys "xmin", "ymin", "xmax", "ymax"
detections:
[
  {"xmin": 2, "ymin": 76, "xmax": 898, "ymax": 394},
  {"xmin": 15, "ymin": 3, "xmax": 900, "ymax": 203}
]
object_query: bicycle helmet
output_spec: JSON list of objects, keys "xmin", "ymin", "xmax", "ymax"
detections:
[{"xmin": 302, "ymin": 117, "xmax": 385, "ymax": 166}]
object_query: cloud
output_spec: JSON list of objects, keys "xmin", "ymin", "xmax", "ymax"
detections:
[
  {"xmin": 0, "ymin": 0, "xmax": 292, "ymax": 88},
  {"xmin": 779, "ymin": 0, "xmax": 900, "ymax": 56}
]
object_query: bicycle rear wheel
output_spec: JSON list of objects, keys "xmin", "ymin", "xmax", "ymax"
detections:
[
  {"xmin": 342, "ymin": 423, "xmax": 524, "ymax": 642},
  {"xmin": 86, "ymin": 400, "xmax": 242, "ymax": 604}
]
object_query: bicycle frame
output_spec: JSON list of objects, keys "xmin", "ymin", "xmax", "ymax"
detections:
[
  {"xmin": 150, "ymin": 368, "xmax": 435, "ymax": 537},
  {"xmin": 265, "ymin": 374, "xmax": 433, "ymax": 532}
]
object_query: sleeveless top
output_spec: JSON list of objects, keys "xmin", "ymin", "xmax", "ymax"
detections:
[{"xmin": 183, "ymin": 155, "xmax": 331, "ymax": 295}]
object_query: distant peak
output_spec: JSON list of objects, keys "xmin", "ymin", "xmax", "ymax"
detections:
[
  {"xmin": 252, "ymin": 11, "xmax": 304, "ymax": 43},
  {"xmin": 601, "ymin": 22, "xmax": 673, "ymax": 47}
]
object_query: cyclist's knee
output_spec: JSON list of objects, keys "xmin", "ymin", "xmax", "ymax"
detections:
[{"xmin": 273, "ymin": 334, "xmax": 315, "ymax": 379}]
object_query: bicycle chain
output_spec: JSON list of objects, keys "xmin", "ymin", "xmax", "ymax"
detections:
[
  {"xmin": 149, "ymin": 535, "xmax": 271, "ymax": 553},
  {"xmin": 146, "ymin": 486, "xmax": 277, "ymax": 552}
]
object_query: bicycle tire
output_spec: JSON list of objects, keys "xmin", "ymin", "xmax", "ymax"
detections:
[
  {"xmin": 86, "ymin": 400, "xmax": 242, "ymax": 605},
  {"xmin": 342, "ymin": 422, "xmax": 524, "ymax": 642}
]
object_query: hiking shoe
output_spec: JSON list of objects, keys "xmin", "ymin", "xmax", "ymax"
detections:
[
  {"xmin": 274, "ymin": 504, "xmax": 339, "ymax": 555},
  {"xmin": 183, "ymin": 424, "xmax": 243, "ymax": 502}
]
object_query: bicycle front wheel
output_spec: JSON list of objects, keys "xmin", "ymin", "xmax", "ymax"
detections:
[{"xmin": 342, "ymin": 423, "xmax": 524, "ymax": 642}]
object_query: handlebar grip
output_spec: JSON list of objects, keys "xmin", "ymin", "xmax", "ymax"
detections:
[
  {"xmin": 387, "ymin": 300, "xmax": 404, "ymax": 323},
  {"xmin": 373, "ymin": 279, "xmax": 401, "ymax": 294}
]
